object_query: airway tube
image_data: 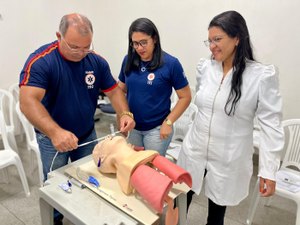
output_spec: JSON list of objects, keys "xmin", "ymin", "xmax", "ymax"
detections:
[
  {"xmin": 152, "ymin": 155, "xmax": 192, "ymax": 188},
  {"xmin": 130, "ymin": 165, "xmax": 173, "ymax": 213}
]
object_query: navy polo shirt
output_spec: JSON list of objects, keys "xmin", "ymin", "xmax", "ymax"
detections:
[
  {"xmin": 20, "ymin": 41, "xmax": 117, "ymax": 140},
  {"xmin": 119, "ymin": 52, "xmax": 189, "ymax": 131}
]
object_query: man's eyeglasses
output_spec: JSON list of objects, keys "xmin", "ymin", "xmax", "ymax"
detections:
[
  {"xmin": 204, "ymin": 35, "xmax": 225, "ymax": 47},
  {"xmin": 61, "ymin": 37, "xmax": 94, "ymax": 54},
  {"xmin": 130, "ymin": 38, "xmax": 151, "ymax": 49}
]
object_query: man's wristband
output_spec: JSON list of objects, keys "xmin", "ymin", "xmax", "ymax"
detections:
[{"xmin": 119, "ymin": 111, "xmax": 134, "ymax": 120}]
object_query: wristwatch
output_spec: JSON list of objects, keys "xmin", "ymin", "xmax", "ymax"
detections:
[{"xmin": 164, "ymin": 118, "xmax": 173, "ymax": 126}]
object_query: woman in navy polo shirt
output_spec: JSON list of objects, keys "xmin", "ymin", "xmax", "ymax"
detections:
[{"xmin": 118, "ymin": 18, "xmax": 191, "ymax": 156}]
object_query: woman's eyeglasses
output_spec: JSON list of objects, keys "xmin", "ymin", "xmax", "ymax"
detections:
[
  {"xmin": 130, "ymin": 38, "xmax": 151, "ymax": 49},
  {"xmin": 204, "ymin": 35, "xmax": 225, "ymax": 47}
]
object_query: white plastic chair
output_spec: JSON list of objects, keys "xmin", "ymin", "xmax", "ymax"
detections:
[
  {"xmin": 0, "ymin": 102, "xmax": 30, "ymax": 197},
  {"xmin": 171, "ymin": 89, "xmax": 179, "ymax": 103},
  {"xmin": 8, "ymin": 83, "xmax": 19, "ymax": 103},
  {"xmin": 166, "ymin": 103, "xmax": 198, "ymax": 161},
  {"xmin": 246, "ymin": 119, "xmax": 300, "ymax": 225},
  {"xmin": 0, "ymin": 89, "xmax": 18, "ymax": 152},
  {"xmin": 8, "ymin": 83, "xmax": 23, "ymax": 137},
  {"xmin": 172, "ymin": 102, "xmax": 198, "ymax": 142},
  {"xmin": 15, "ymin": 101, "xmax": 44, "ymax": 186},
  {"xmin": 171, "ymin": 87, "xmax": 196, "ymax": 105}
]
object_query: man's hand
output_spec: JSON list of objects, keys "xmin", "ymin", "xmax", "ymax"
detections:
[
  {"xmin": 119, "ymin": 115, "xmax": 135, "ymax": 133},
  {"xmin": 50, "ymin": 128, "xmax": 78, "ymax": 152},
  {"xmin": 259, "ymin": 177, "xmax": 276, "ymax": 197}
]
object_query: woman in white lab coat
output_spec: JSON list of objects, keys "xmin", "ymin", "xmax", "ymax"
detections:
[{"xmin": 177, "ymin": 10, "xmax": 284, "ymax": 225}]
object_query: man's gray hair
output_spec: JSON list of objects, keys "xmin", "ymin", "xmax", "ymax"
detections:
[{"xmin": 59, "ymin": 13, "xmax": 93, "ymax": 37}]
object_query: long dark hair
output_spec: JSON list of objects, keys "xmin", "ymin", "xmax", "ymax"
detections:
[
  {"xmin": 209, "ymin": 10, "xmax": 254, "ymax": 116},
  {"xmin": 124, "ymin": 18, "xmax": 163, "ymax": 74}
]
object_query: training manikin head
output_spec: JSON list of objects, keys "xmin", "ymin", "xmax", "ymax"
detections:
[
  {"xmin": 92, "ymin": 135, "xmax": 132, "ymax": 173},
  {"xmin": 92, "ymin": 135, "xmax": 158, "ymax": 194}
]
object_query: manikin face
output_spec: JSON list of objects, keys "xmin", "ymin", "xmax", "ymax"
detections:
[
  {"xmin": 131, "ymin": 32, "xmax": 156, "ymax": 61},
  {"xmin": 207, "ymin": 26, "xmax": 239, "ymax": 66},
  {"xmin": 92, "ymin": 136, "xmax": 130, "ymax": 173},
  {"xmin": 56, "ymin": 26, "xmax": 93, "ymax": 62}
]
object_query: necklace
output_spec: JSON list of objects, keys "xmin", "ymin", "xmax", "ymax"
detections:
[{"xmin": 140, "ymin": 61, "xmax": 151, "ymax": 72}]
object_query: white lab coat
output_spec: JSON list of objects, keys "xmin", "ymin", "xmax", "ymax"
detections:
[{"xmin": 177, "ymin": 58, "xmax": 284, "ymax": 206}]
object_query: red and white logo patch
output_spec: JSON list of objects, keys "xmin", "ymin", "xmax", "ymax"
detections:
[{"xmin": 147, "ymin": 73, "xmax": 155, "ymax": 81}]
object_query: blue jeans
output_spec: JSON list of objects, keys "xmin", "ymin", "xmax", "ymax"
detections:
[
  {"xmin": 36, "ymin": 129, "xmax": 97, "ymax": 180},
  {"xmin": 37, "ymin": 129, "xmax": 97, "ymax": 222},
  {"xmin": 127, "ymin": 125, "xmax": 173, "ymax": 156}
]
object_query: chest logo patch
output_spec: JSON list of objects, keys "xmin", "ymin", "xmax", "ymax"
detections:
[
  {"xmin": 147, "ymin": 73, "xmax": 155, "ymax": 85},
  {"xmin": 85, "ymin": 72, "xmax": 95, "ymax": 89}
]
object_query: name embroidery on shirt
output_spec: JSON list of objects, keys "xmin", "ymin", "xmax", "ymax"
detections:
[
  {"xmin": 147, "ymin": 73, "xmax": 155, "ymax": 85},
  {"xmin": 85, "ymin": 71, "xmax": 95, "ymax": 89}
]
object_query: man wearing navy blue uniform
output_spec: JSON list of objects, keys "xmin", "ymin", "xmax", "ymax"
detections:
[{"xmin": 19, "ymin": 13, "xmax": 135, "ymax": 224}]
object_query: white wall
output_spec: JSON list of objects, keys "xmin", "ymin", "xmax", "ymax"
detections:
[{"xmin": 0, "ymin": 0, "xmax": 299, "ymax": 119}]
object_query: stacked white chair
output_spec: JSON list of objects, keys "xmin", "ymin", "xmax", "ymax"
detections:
[
  {"xmin": 0, "ymin": 96, "xmax": 30, "ymax": 197},
  {"xmin": 166, "ymin": 102, "xmax": 198, "ymax": 161},
  {"xmin": 246, "ymin": 119, "xmax": 300, "ymax": 225},
  {"xmin": 8, "ymin": 83, "xmax": 19, "ymax": 103},
  {"xmin": 8, "ymin": 83, "xmax": 23, "ymax": 138},
  {"xmin": 0, "ymin": 89, "xmax": 18, "ymax": 152},
  {"xmin": 172, "ymin": 102, "xmax": 198, "ymax": 142},
  {"xmin": 16, "ymin": 101, "xmax": 44, "ymax": 186}
]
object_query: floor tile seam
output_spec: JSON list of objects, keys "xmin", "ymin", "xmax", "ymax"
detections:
[{"xmin": 1, "ymin": 202, "xmax": 26, "ymax": 225}]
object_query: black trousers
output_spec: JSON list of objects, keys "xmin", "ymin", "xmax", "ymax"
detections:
[{"xmin": 187, "ymin": 190, "xmax": 227, "ymax": 225}]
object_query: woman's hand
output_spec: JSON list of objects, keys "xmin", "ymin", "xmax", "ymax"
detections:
[{"xmin": 259, "ymin": 177, "xmax": 276, "ymax": 197}]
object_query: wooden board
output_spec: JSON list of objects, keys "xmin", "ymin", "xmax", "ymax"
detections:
[{"xmin": 65, "ymin": 160, "xmax": 189, "ymax": 225}]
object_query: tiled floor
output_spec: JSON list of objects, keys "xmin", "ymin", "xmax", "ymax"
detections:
[{"xmin": 0, "ymin": 113, "xmax": 296, "ymax": 225}]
